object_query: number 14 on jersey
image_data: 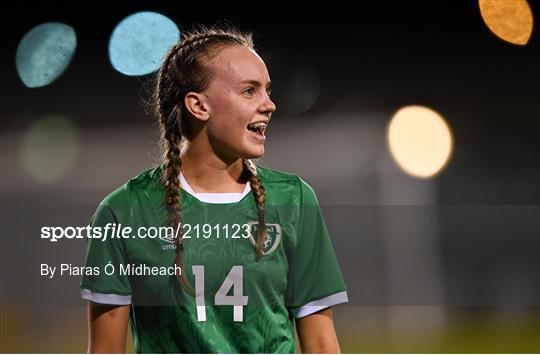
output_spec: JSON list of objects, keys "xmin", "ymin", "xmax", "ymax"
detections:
[{"xmin": 191, "ymin": 265, "xmax": 248, "ymax": 322}]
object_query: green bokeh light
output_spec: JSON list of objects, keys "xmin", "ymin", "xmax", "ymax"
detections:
[{"xmin": 21, "ymin": 115, "xmax": 80, "ymax": 184}]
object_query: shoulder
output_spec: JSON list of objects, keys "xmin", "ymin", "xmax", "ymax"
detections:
[
  {"xmin": 96, "ymin": 165, "xmax": 163, "ymax": 211},
  {"xmin": 256, "ymin": 165, "xmax": 298, "ymax": 183},
  {"xmin": 256, "ymin": 165, "xmax": 318, "ymax": 204}
]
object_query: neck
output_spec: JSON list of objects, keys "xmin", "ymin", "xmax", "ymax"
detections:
[{"xmin": 179, "ymin": 140, "xmax": 247, "ymax": 193}]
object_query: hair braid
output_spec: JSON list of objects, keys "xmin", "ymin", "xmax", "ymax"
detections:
[
  {"xmin": 156, "ymin": 41, "xmax": 194, "ymax": 294},
  {"xmin": 243, "ymin": 159, "xmax": 267, "ymax": 259}
]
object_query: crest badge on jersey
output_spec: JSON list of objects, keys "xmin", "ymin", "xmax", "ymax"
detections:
[{"xmin": 246, "ymin": 221, "xmax": 282, "ymax": 255}]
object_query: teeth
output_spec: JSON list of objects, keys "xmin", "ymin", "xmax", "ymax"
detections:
[
  {"xmin": 247, "ymin": 122, "xmax": 267, "ymax": 129},
  {"xmin": 247, "ymin": 122, "xmax": 267, "ymax": 135}
]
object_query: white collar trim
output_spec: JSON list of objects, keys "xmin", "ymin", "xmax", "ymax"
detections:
[{"xmin": 179, "ymin": 172, "xmax": 252, "ymax": 204}]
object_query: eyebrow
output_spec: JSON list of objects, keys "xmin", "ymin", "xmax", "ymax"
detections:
[{"xmin": 239, "ymin": 79, "xmax": 271, "ymax": 88}]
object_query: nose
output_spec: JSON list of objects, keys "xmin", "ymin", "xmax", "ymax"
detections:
[{"xmin": 260, "ymin": 93, "xmax": 276, "ymax": 116}]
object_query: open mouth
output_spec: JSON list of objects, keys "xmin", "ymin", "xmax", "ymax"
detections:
[{"xmin": 247, "ymin": 122, "xmax": 267, "ymax": 140}]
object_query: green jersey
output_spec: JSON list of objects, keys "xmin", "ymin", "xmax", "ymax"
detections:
[{"xmin": 80, "ymin": 165, "xmax": 348, "ymax": 353}]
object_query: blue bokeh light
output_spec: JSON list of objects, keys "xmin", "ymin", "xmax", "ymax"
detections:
[
  {"xmin": 16, "ymin": 22, "xmax": 77, "ymax": 88},
  {"xmin": 109, "ymin": 11, "xmax": 180, "ymax": 76}
]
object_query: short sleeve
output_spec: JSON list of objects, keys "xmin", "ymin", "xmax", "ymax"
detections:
[
  {"xmin": 80, "ymin": 202, "xmax": 132, "ymax": 305},
  {"xmin": 285, "ymin": 178, "xmax": 348, "ymax": 318}
]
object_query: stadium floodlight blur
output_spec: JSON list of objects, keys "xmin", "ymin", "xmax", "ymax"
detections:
[
  {"xmin": 479, "ymin": 0, "xmax": 534, "ymax": 46},
  {"xmin": 386, "ymin": 105, "xmax": 453, "ymax": 179},
  {"xmin": 20, "ymin": 115, "xmax": 80, "ymax": 184},
  {"xmin": 108, "ymin": 11, "xmax": 180, "ymax": 76},
  {"xmin": 16, "ymin": 22, "xmax": 77, "ymax": 88}
]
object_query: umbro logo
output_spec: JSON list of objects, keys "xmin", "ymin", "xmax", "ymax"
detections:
[
  {"xmin": 160, "ymin": 233, "xmax": 177, "ymax": 251},
  {"xmin": 160, "ymin": 234, "xmax": 175, "ymax": 244}
]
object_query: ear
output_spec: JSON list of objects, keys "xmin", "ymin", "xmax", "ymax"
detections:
[{"xmin": 184, "ymin": 92, "xmax": 210, "ymax": 121}]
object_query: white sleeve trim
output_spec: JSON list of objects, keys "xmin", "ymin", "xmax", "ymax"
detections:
[
  {"xmin": 293, "ymin": 291, "xmax": 349, "ymax": 319},
  {"xmin": 81, "ymin": 288, "xmax": 132, "ymax": 305}
]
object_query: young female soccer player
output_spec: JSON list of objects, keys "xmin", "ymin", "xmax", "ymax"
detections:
[{"xmin": 81, "ymin": 25, "xmax": 348, "ymax": 353}]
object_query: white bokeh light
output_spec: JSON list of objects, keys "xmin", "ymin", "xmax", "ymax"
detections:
[{"xmin": 387, "ymin": 105, "xmax": 453, "ymax": 178}]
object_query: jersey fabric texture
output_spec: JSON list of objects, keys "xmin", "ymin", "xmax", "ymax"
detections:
[{"xmin": 80, "ymin": 165, "xmax": 348, "ymax": 353}]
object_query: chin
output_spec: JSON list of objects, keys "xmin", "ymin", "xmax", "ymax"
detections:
[
  {"xmin": 247, "ymin": 151, "xmax": 265, "ymax": 159},
  {"xmin": 243, "ymin": 146, "xmax": 265, "ymax": 159}
]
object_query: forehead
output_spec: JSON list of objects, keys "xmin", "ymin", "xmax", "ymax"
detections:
[{"xmin": 207, "ymin": 45, "xmax": 270, "ymax": 85}]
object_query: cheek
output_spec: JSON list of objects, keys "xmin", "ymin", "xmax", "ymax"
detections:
[{"xmin": 209, "ymin": 96, "xmax": 252, "ymax": 135}]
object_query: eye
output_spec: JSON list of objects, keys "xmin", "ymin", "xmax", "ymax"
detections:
[
  {"xmin": 266, "ymin": 88, "xmax": 272, "ymax": 96},
  {"xmin": 243, "ymin": 87, "xmax": 255, "ymax": 97}
]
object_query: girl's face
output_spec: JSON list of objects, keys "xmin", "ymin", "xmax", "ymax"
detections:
[{"xmin": 202, "ymin": 45, "xmax": 276, "ymax": 160}]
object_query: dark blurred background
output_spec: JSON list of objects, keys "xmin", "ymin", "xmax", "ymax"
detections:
[{"xmin": 1, "ymin": 0, "xmax": 539, "ymax": 352}]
